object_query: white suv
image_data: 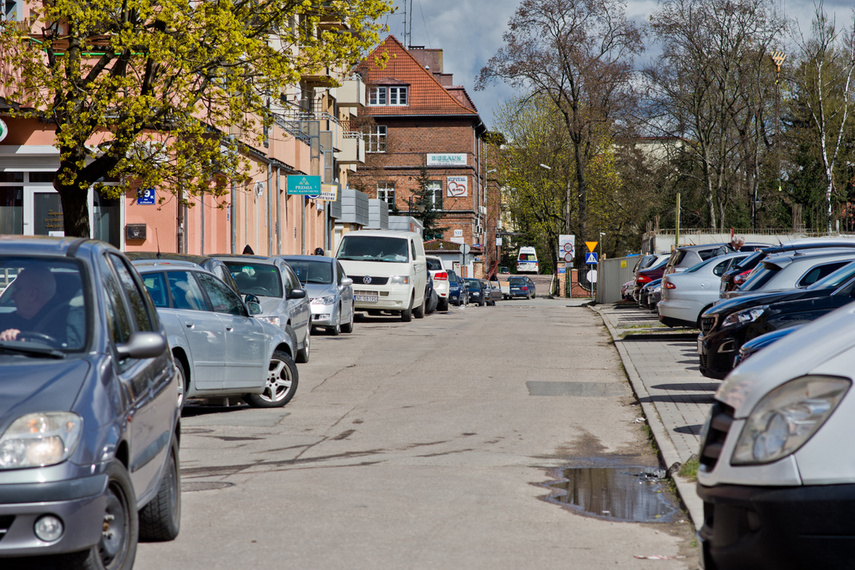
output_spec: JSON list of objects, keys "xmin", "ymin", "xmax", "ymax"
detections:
[
  {"xmin": 336, "ymin": 230, "xmax": 428, "ymax": 322},
  {"xmin": 426, "ymin": 255, "xmax": 450, "ymax": 311}
]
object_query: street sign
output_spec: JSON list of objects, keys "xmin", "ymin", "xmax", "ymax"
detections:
[
  {"xmin": 587, "ymin": 269, "xmax": 598, "ymax": 283},
  {"xmin": 585, "ymin": 252, "xmax": 598, "ymax": 264},
  {"xmin": 563, "ymin": 251, "xmax": 573, "ymax": 263},
  {"xmin": 137, "ymin": 188, "xmax": 155, "ymax": 205},
  {"xmin": 559, "ymin": 234, "xmax": 575, "ymax": 260},
  {"xmin": 286, "ymin": 175, "xmax": 321, "ymax": 195},
  {"xmin": 585, "ymin": 241, "xmax": 598, "ymax": 253}
]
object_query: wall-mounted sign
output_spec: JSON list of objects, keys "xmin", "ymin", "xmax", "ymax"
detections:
[
  {"xmin": 427, "ymin": 153, "xmax": 467, "ymax": 167},
  {"xmin": 137, "ymin": 188, "xmax": 156, "ymax": 205},
  {"xmin": 446, "ymin": 176, "xmax": 468, "ymax": 197},
  {"xmin": 317, "ymin": 184, "xmax": 338, "ymax": 201},
  {"xmin": 0, "ymin": 118, "xmax": 8, "ymax": 143},
  {"xmin": 287, "ymin": 175, "xmax": 321, "ymax": 195}
]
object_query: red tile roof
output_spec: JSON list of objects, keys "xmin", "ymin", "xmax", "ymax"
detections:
[{"xmin": 357, "ymin": 36, "xmax": 479, "ymax": 117}]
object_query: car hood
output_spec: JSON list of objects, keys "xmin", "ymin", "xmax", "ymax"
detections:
[
  {"xmin": 0, "ymin": 358, "xmax": 91, "ymax": 423},
  {"xmin": 718, "ymin": 303, "xmax": 855, "ymax": 416},
  {"xmin": 705, "ymin": 287, "xmax": 830, "ymax": 317},
  {"xmin": 303, "ymin": 284, "xmax": 336, "ymax": 299},
  {"xmin": 258, "ymin": 296, "xmax": 288, "ymax": 316}
]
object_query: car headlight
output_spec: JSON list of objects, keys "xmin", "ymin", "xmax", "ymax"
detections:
[
  {"xmin": 311, "ymin": 295, "xmax": 336, "ymax": 306},
  {"xmin": 389, "ymin": 275, "xmax": 410, "ymax": 285},
  {"xmin": 257, "ymin": 315, "xmax": 281, "ymax": 327},
  {"xmin": 732, "ymin": 375, "xmax": 850, "ymax": 465},
  {"xmin": 721, "ymin": 305, "xmax": 767, "ymax": 328},
  {"xmin": 0, "ymin": 412, "xmax": 83, "ymax": 469}
]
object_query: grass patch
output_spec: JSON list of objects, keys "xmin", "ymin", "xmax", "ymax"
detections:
[{"xmin": 678, "ymin": 455, "xmax": 699, "ymax": 481}]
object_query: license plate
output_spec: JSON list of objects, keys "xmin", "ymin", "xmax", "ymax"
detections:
[
  {"xmin": 355, "ymin": 293, "xmax": 378, "ymax": 303},
  {"xmin": 697, "ymin": 336, "xmax": 704, "ymax": 356}
]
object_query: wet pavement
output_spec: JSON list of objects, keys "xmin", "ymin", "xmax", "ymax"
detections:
[{"xmin": 592, "ymin": 302, "xmax": 708, "ymax": 530}]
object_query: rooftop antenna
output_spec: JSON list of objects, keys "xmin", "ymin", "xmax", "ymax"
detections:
[{"xmin": 408, "ymin": 0, "xmax": 413, "ymax": 48}]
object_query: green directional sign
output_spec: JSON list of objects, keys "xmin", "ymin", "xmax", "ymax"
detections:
[{"xmin": 287, "ymin": 175, "xmax": 321, "ymax": 195}]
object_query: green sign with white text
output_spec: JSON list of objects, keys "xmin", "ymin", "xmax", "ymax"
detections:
[{"xmin": 287, "ymin": 175, "xmax": 321, "ymax": 195}]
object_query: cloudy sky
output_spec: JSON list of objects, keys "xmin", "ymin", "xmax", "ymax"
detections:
[{"xmin": 378, "ymin": 0, "xmax": 854, "ymax": 130}]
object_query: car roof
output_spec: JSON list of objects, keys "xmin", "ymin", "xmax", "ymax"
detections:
[
  {"xmin": 340, "ymin": 230, "xmax": 419, "ymax": 239},
  {"xmin": 213, "ymin": 254, "xmax": 280, "ymax": 265},
  {"xmin": 132, "ymin": 259, "xmax": 208, "ymax": 272}
]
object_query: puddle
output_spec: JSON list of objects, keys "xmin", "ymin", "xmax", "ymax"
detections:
[{"xmin": 545, "ymin": 465, "xmax": 681, "ymax": 523}]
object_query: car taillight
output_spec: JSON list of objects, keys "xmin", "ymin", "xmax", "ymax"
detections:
[
  {"xmin": 637, "ymin": 275, "xmax": 652, "ymax": 284},
  {"xmin": 435, "ymin": 272, "xmax": 448, "ymax": 281},
  {"xmin": 663, "ymin": 280, "xmax": 676, "ymax": 289},
  {"xmin": 520, "ymin": 286, "xmax": 528, "ymax": 291},
  {"xmin": 734, "ymin": 270, "xmax": 750, "ymax": 285}
]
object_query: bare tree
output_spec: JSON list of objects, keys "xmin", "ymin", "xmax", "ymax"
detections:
[
  {"xmin": 790, "ymin": 2, "xmax": 855, "ymax": 233},
  {"xmin": 477, "ymin": 0, "xmax": 643, "ymax": 253},
  {"xmin": 646, "ymin": 0, "xmax": 786, "ymax": 231}
]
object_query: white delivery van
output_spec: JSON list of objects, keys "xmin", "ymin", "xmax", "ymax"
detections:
[
  {"xmin": 697, "ymin": 301, "xmax": 855, "ymax": 568},
  {"xmin": 335, "ymin": 230, "xmax": 427, "ymax": 322}
]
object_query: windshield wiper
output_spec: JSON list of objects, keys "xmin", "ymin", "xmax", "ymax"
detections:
[{"xmin": 0, "ymin": 343, "xmax": 66, "ymax": 359}]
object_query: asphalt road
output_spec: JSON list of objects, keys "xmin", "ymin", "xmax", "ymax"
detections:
[{"xmin": 136, "ymin": 298, "xmax": 698, "ymax": 569}]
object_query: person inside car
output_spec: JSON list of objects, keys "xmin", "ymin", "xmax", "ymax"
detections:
[{"xmin": 0, "ymin": 265, "xmax": 84, "ymax": 347}]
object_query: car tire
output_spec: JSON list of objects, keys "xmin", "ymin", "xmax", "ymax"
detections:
[
  {"xmin": 139, "ymin": 437, "xmax": 181, "ymax": 542},
  {"xmin": 479, "ymin": 298, "xmax": 485, "ymax": 307},
  {"xmin": 413, "ymin": 294, "xmax": 426, "ymax": 319},
  {"xmin": 437, "ymin": 297, "xmax": 449, "ymax": 311},
  {"xmin": 244, "ymin": 350, "xmax": 299, "ymax": 408},
  {"xmin": 341, "ymin": 305, "xmax": 354, "ymax": 333},
  {"xmin": 296, "ymin": 332, "xmax": 310, "ymax": 363},
  {"xmin": 328, "ymin": 311, "xmax": 341, "ymax": 336},
  {"xmin": 173, "ymin": 357, "xmax": 188, "ymax": 408},
  {"xmin": 70, "ymin": 461, "xmax": 138, "ymax": 570},
  {"xmin": 401, "ymin": 295, "xmax": 413, "ymax": 322}
]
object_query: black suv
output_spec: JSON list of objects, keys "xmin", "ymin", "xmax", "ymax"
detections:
[{"xmin": 698, "ymin": 260, "xmax": 855, "ymax": 379}]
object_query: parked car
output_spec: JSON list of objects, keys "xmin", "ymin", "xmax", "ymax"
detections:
[
  {"xmin": 658, "ymin": 252, "xmax": 750, "ymax": 328},
  {"xmin": 698, "ymin": 260, "xmax": 855, "ymax": 379},
  {"xmin": 125, "ymin": 251, "xmax": 241, "ymax": 293},
  {"xmin": 508, "ymin": 276, "xmax": 535, "ymax": 299},
  {"xmin": 133, "ymin": 259, "xmax": 300, "ymax": 406},
  {"xmin": 663, "ymin": 241, "xmax": 769, "ymax": 277},
  {"xmin": 723, "ymin": 249, "xmax": 855, "ymax": 299},
  {"xmin": 278, "ymin": 255, "xmax": 354, "ymax": 336},
  {"xmin": 336, "ymin": 230, "xmax": 428, "ymax": 321},
  {"xmin": 425, "ymin": 271, "xmax": 438, "ymax": 314},
  {"xmin": 697, "ymin": 302, "xmax": 855, "ymax": 568},
  {"xmin": 213, "ymin": 254, "xmax": 311, "ymax": 363},
  {"xmin": 720, "ymin": 240, "xmax": 855, "ymax": 294},
  {"xmin": 484, "ymin": 279, "xmax": 502, "ymax": 306},
  {"xmin": 465, "ymin": 278, "xmax": 486, "ymax": 306},
  {"xmin": 639, "ymin": 278, "xmax": 662, "ymax": 310},
  {"xmin": 732, "ymin": 326, "xmax": 800, "ymax": 368},
  {"xmin": 426, "ymin": 255, "xmax": 450, "ymax": 311},
  {"xmin": 447, "ymin": 270, "xmax": 468, "ymax": 306},
  {"xmin": 0, "ymin": 237, "xmax": 181, "ymax": 566},
  {"xmin": 633, "ymin": 256, "xmax": 670, "ymax": 302}
]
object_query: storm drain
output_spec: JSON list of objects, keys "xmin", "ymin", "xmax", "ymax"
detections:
[
  {"xmin": 526, "ymin": 381, "xmax": 626, "ymax": 397},
  {"xmin": 545, "ymin": 465, "xmax": 681, "ymax": 523}
]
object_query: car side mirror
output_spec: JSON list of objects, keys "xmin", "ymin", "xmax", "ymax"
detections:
[
  {"xmin": 289, "ymin": 288, "xmax": 307, "ymax": 300},
  {"xmin": 341, "ymin": 278, "xmax": 353, "ymax": 287},
  {"xmin": 244, "ymin": 294, "xmax": 263, "ymax": 315},
  {"xmin": 116, "ymin": 332, "xmax": 168, "ymax": 360}
]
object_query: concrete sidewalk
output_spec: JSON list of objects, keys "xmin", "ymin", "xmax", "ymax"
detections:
[{"xmin": 592, "ymin": 302, "xmax": 712, "ymax": 530}]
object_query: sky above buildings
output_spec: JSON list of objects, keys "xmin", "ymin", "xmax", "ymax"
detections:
[{"xmin": 380, "ymin": 0, "xmax": 855, "ymax": 131}]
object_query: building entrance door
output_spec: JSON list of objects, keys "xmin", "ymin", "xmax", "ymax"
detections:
[{"xmin": 25, "ymin": 187, "xmax": 65, "ymax": 236}]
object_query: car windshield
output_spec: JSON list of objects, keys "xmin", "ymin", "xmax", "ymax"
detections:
[
  {"xmin": 285, "ymin": 260, "xmax": 333, "ymax": 285},
  {"xmin": 223, "ymin": 262, "xmax": 283, "ymax": 297},
  {"xmin": 337, "ymin": 236, "xmax": 409, "ymax": 263},
  {"xmin": 466, "ymin": 280, "xmax": 481, "ymax": 290},
  {"xmin": 0, "ymin": 257, "xmax": 88, "ymax": 352}
]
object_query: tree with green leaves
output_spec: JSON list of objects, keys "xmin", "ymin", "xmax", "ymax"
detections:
[
  {"xmin": 410, "ymin": 164, "xmax": 447, "ymax": 241},
  {"xmin": 1, "ymin": 0, "xmax": 393, "ymax": 237}
]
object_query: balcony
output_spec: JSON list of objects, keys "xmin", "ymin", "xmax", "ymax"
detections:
[
  {"xmin": 335, "ymin": 133, "xmax": 365, "ymax": 165},
  {"xmin": 331, "ymin": 76, "xmax": 366, "ymax": 108}
]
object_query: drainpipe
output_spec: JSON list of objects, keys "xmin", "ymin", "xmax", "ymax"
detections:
[
  {"xmin": 276, "ymin": 167, "xmax": 282, "ymax": 254},
  {"xmin": 230, "ymin": 181, "xmax": 236, "ymax": 253},
  {"xmin": 200, "ymin": 190, "xmax": 205, "ymax": 255},
  {"xmin": 267, "ymin": 163, "xmax": 273, "ymax": 255}
]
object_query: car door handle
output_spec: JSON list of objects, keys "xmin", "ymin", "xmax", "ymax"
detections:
[
  {"xmin": 184, "ymin": 321, "xmax": 195, "ymax": 329},
  {"xmin": 225, "ymin": 326, "xmax": 234, "ymax": 331}
]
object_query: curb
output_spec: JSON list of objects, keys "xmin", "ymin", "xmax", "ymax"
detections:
[{"xmin": 591, "ymin": 305, "xmax": 704, "ymax": 531}]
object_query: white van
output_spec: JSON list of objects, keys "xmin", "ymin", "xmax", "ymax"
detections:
[
  {"xmin": 697, "ymin": 301, "xmax": 855, "ymax": 568},
  {"xmin": 516, "ymin": 246, "xmax": 538, "ymax": 274},
  {"xmin": 335, "ymin": 230, "xmax": 427, "ymax": 322}
]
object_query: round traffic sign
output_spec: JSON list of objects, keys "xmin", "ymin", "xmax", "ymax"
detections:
[
  {"xmin": 563, "ymin": 242, "xmax": 573, "ymax": 252},
  {"xmin": 563, "ymin": 251, "xmax": 573, "ymax": 263}
]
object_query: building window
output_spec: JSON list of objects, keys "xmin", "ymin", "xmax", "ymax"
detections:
[
  {"xmin": 364, "ymin": 125, "xmax": 387, "ymax": 153},
  {"xmin": 377, "ymin": 183, "xmax": 395, "ymax": 207},
  {"xmin": 368, "ymin": 87, "xmax": 386, "ymax": 106},
  {"xmin": 368, "ymin": 86, "xmax": 408, "ymax": 107},
  {"xmin": 2, "ymin": 0, "xmax": 22, "ymax": 21},
  {"xmin": 427, "ymin": 181, "xmax": 443, "ymax": 210},
  {"xmin": 388, "ymin": 86, "xmax": 408, "ymax": 106}
]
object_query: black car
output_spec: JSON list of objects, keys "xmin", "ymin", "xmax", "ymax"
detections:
[
  {"xmin": 464, "ymin": 278, "xmax": 486, "ymax": 306},
  {"xmin": 698, "ymin": 260, "xmax": 855, "ymax": 379}
]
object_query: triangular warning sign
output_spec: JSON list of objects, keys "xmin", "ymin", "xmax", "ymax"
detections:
[{"xmin": 585, "ymin": 241, "xmax": 598, "ymax": 253}]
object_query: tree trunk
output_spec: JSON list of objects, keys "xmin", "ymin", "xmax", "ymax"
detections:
[{"xmin": 55, "ymin": 179, "xmax": 91, "ymax": 238}]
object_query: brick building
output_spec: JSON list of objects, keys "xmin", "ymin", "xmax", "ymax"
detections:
[{"xmin": 352, "ymin": 36, "xmax": 494, "ymax": 273}]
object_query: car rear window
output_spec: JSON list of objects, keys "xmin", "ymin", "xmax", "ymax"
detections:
[{"xmin": 426, "ymin": 258, "xmax": 443, "ymax": 271}]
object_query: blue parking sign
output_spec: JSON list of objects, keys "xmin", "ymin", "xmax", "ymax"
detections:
[
  {"xmin": 137, "ymin": 188, "xmax": 155, "ymax": 205},
  {"xmin": 585, "ymin": 252, "xmax": 598, "ymax": 264}
]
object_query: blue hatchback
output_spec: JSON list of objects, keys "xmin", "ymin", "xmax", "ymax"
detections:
[{"xmin": 447, "ymin": 270, "xmax": 468, "ymax": 306}]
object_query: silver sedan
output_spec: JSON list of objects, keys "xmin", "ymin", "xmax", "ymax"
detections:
[{"xmin": 278, "ymin": 255, "xmax": 355, "ymax": 335}]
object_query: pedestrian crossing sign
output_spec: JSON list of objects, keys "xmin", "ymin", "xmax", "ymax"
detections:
[{"xmin": 585, "ymin": 252, "xmax": 598, "ymax": 264}]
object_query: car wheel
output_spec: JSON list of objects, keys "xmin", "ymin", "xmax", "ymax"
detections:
[
  {"xmin": 341, "ymin": 304, "xmax": 354, "ymax": 333},
  {"xmin": 70, "ymin": 461, "xmax": 138, "ymax": 570},
  {"xmin": 296, "ymin": 331, "xmax": 310, "ymax": 363},
  {"xmin": 244, "ymin": 350, "xmax": 299, "ymax": 408},
  {"xmin": 328, "ymin": 310, "xmax": 341, "ymax": 335},
  {"xmin": 401, "ymin": 295, "xmax": 413, "ymax": 322},
  {"xmin": 173, "ymin": 358, "xmax": 188, "ymax": 408},
  {"xmin": 438, "ymin": 297, "xmax": 449, "ymax": 311},
  {"xmin": 139, "ymin": 438, "xmax": 181, "ymax": 542},
  {"xmin": 413, "ymin": 294, "xmax": 426, "ymax": 319}
]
